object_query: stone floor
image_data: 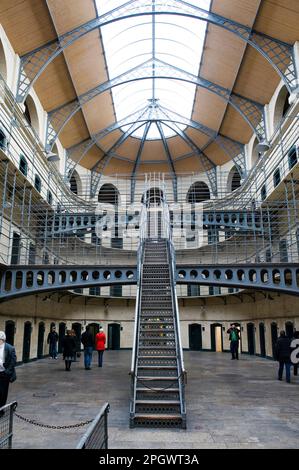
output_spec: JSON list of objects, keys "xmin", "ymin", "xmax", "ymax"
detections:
[{"xmin": 7, "ymin": 351, "xmax": 299, "ymax": 449}]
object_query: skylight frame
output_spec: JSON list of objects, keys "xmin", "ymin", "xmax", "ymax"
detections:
[{"xmin": 96, "ymin": 0, "xmax": 211, "ymax": 140}]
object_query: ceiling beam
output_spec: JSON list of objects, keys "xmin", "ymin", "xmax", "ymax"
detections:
[
  {"xmin": 45, "ymin": 58, "xmax": 267, "ymax": 151},
  {"xmin": 16, "ymin": 0, "xmax": 297, "ymax": 102}
]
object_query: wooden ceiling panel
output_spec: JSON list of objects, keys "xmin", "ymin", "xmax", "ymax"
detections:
[
  {"xmin": 200, "ymin": 25, "xmax": 246, "ymax": 89},
  {"xmin": 192, "ymin": 89, "xmax": 227, "ymax": 131},
  {"xmin": 184, "ymin": 128, "xmax": 212, "ymax": 149},
  {"xmin": 33, "ymin": 55, "xmax": 76, "ymax": 111},
  {"xmin": 79, "ymin": 146, "xmax": 104, "ymax": 170},
  {"xmin": 103, "ymin": 158, "xmax": 134, "ymax": 175},
  {"xmin": 46, "ymin": 0, "xmax": 96, "ymax": 35},
  {"xmin": 114, "ymin": 138, "xmax": 140, "ymax": 159},
  {"xmin": 59, "ymin": 111, "xmax": 89, "ymax": 148},
  {"xmin": 0, "ymin": 0, "xmax": 56, "ymax": 54},
  {"xmin": 204, "ymin": 141, "xmax": 231, "ymax": 166},
  {"xmin": 82, "ymin": 92, "xmax": 115, "ymax": 135},
  {"xmin": 63, "ymin": 31, "xmax": 109, "ymax": 95},
  {"xmin": 254, "ymin": 0, "xmax": 299, "ymax": 43},
  {"xmin": 71, "ymin": 144, "xmax": 104, "ymax": 164},
  {"xmin": 138, "ymin": 163, "xmax": 171, "ymax": 174},
  {"xmin": 212, "ymin": 0, "xmax": 261, "ymax": 27},
  {"xmin": 97, "ymin": 129, "xmax": 122, "ymax": 151},
  {"xmin": 141, "ymin": 141, "xmax": 167, "ymax": 161},
  {"xmin": 233, "ymin": 47, "xmax": 280, "ymax": 103},
  {"xmin": 167, "ymin": 135, "xmax": 192, "ymax": 158},
  {"xmin": 174, "ymin": 157, "xmax": 203, "ymax": 173},
  {"xmin": 220, "ymin": 106, "xmax": 253, "ymax": 143}
]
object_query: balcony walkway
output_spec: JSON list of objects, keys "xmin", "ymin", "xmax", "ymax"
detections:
[{"xmin": 8, "ymin": 350, "xmax": 299, "ymax": 449}]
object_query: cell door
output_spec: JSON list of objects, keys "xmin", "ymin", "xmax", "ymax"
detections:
[
  {"xmin": 189, "ymin": 323, "xmax": 202, "ymax": 350},
  {"xmin": 108, "ymin": 323, "xmax": 120, "ymax": 350},
  {"xmin": 58, "ymin": 322, "xmax": 66, "ymax": 353},
  {"xmin": 22, "ymin": 321, "xmax": 32, "ymax": 363},
  {"xmin": 271, "ymin": 323, "xmax": 278, "ymax": 358},
  {"xmin": 247, "ymin": 323, "xmax": 255, "ymax": 355},
  {"xmin": 37, "ymin": 322, "xmax": 45, "ymax": 359},
  {"xmin": 5, "ymin": 320, "xmax": 15, "ymax": 346},
  {"xmin": 210, "ymin": 323, "xmax": 223, "ymax": 352},
  {"xmin": 259, "ymin": 323, "xmax": 266, "ymax": 357}
]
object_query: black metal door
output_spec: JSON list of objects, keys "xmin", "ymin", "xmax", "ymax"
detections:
[
  {"xmin": 259, "ymin": 323, "xmax": 266, "ymax": 357},
  {"xmin": 108, "ymin": 323, "xmax": 120, "ymax": 350},
  {"xmin": 37, "ymin": 322, "xmax": 45, "ymax": 359},
  {"xmin": 247, "ymin": 323, "xmax": 255, "ymax": 355},
  {"xmin": 189, "ymin": 323, "xmax": 202, "ymax": 350},
  {"xmin": 5, "ymin": 321, "xmax": 15, "ymax": 346},
  {"xmin": 58, "ymin": 322, "xmax": 66, "ymax": 353},
  {"xmin": 285, "ymin": 321, "xmax": 294, "ymax": 339},
  {"xmin": 22, "ymin": 321, "xmax": 32, "ymax": 363},
  {"xmin": 271, "ymin": 322, "xmax": 278, "ymax": 358},
  {"xmin": 88, "ymin": 323, "xmax": 100, "ymax": 348}
]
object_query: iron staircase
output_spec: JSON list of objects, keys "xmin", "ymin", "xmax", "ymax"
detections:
[{"xmin": 130, "ymin": 233, "xmax": 186, "ymax": 428}]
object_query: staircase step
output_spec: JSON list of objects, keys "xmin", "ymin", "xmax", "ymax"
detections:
[
  {"xmin": 137, "ymin": 376, "xmax": 178, "ymax": 381},
  {"xmin": 138, "ymin": 355, "xmax": 177, "ymax": 359},
  {"xmin": 134, "ymin": 413, "xmax": 181, "ymax": 418},
  {"xmin": 136, "ymin": 387, "xmax": 179, "ymax": 393},
  {"xmin": 137, "ymin": 366, "xmax": 177, "ymax": 370},
  {"xmin": 135, "ymin": 400, "xmax": 180, "ymax": 405}
]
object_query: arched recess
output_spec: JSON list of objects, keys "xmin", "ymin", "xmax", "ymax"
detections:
[
  {"xmin": 69, "ymin": 169, "xmax": 82, "ymax": 196},
  {"xmin": 273, "ymin": 85, "xmax": 291, "ymax": 130},
  {"xmin": 141, "ymin": 187, "xmax": 164, "ymax": 206},
  {"xmin": 227, "ymin": 166, "xmax": 241, "ymax": 193},
  {"xmin": 186, "ymin": 181, "xmax": 210, "ymax": 203},
  {"xmin": 0, "ymin": 39, "xmax": 7, "ymax": 81},
  {"xmin": 250, "ymin": 137, "xmax": 263, "ymax": 168},
  {"xmin": 24, "ymin": 95, "xmax": 40, "ymax": 135},
  {"xmin": 98, "ymin": 183, "xmax": 119, "ymax": 205}
]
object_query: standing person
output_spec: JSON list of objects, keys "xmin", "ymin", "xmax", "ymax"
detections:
[
  {"xmin": 227, "ymin": 323, "xmax": 240, "ymax": 360},
  {"xmin": 47, "ymin": 326, "xmax": 58, "ymax": 359},
  {"xmin": 81, "ymin": 326, "xmax": 94, "ymax": 370},
  {"xmin": 95, "ymin": 327, "xmax": 106, "ymax": 367},
  {"xmin": 70, "ymin": 329, "xmax": 81, "ymax": 362},
  {"xmin": 0, "ymin": 331, "xmax": 16, "ymax": 408},
  {"xmin": 275, "ymin": 330, "xmax": 291, "ymax": 383},
  {"xmin": 62, "ymin": 330, "xmax": 76, "ymax": 371}
]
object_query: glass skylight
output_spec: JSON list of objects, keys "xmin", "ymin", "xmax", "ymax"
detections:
[{"xmin": 96, "ymin": 0, "xmax": 211, "ymax": 139}]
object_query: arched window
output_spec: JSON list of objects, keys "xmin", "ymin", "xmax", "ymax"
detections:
[
  {"xmin": 274, "ymin": 86, "xmax": 291, "ymax": 129},
  {"xmin": 34, "ymin": 175, "xmax": 41, "ymax": 192},
  {"xmin": 186, "ymin": 182, "xmax": 210, "ymax": 203},
  {"xmin": 47, "ymin": 190, "xmax": 53, "ymax": 205},
  {"xmin": 251, "ymin": 138, "xmax": 263, "ymax": 168},
  {"xmin": 19, "ymin": 155, "xmax": 28, "ymax": 176},
  {"xmin": 98, "ymin": 184, "xmax": 119, "ymax": 205},
  {"xmin": 70, "ymin": 174, "xmax": 78, "ymax": 194},
  {"xmin": 0, "ymin": 129, "xmax": 6, "ymax": 150},
  {"xmin": 24, "ymin": 95, "xmax": 40, "ymax": 134},
  {"xmin": 141, "ymin": 187, "xmax": 164, "ymax": 206},
  {"xmin": 228, "ymin": 166, "xmax": 241, "ymax": 193},
  {"xmin": 0, "ymin": 40, "xmax": 7, "ymax": 81},
  {"xmin": 69, "ymin": 170, "xmax": 81, "ymax": 196}
]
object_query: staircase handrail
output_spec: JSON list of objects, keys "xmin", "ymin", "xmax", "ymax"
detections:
[{"xmin": 129, "ymin": 204, "xmax": 146, "ymax": 417}]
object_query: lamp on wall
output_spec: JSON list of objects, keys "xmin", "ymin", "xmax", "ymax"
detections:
[
  {"xmin": 256, "ymin": 141, "xmax": 270, "ymax": 153},
  {"xmin": 45, "ymin": 151, "xmax": 60, "ymax": 163}
]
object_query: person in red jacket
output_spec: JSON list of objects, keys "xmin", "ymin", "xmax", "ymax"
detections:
[{"xmin": 95, "ymin": 327, "xmax": 106, "ymax": 367}]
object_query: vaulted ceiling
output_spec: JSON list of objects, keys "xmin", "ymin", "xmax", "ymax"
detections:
[{"xmin": 0, "ymin": 0, "xmax": 298, "ymax": 177}]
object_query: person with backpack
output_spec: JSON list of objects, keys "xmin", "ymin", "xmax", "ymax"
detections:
[{"xmin": 227, "ymin": 323, "xmax": 240, "ymax": 360}]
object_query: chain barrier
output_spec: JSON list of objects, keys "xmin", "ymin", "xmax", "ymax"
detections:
[{"xmin": 15, "ymin": 412, "xmax": 93, "ymax": 430}]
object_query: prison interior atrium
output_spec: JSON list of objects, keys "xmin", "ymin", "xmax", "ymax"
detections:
[{"xmin": 0, "ymin": 0, "xmax": 299, "ymax": 448}]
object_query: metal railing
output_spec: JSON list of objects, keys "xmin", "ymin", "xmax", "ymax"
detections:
[
  {"xmin": 0, "ymin": 401, "xmax": 17, "ymax": 449},
  {"xmin": 76, "ymin": 402, "xmax": 109, "ymax": 449}
]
